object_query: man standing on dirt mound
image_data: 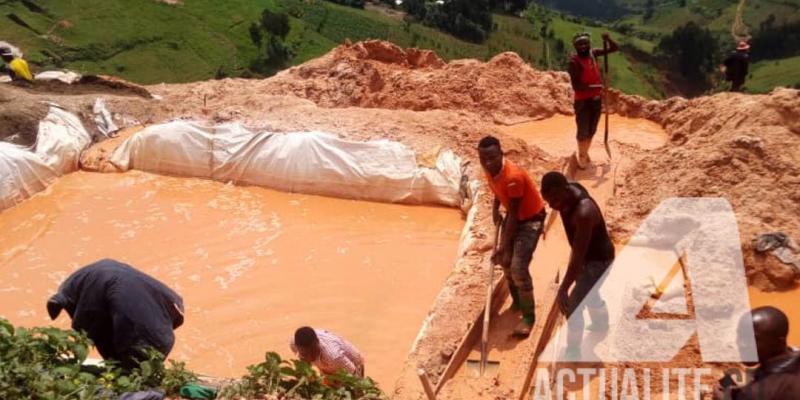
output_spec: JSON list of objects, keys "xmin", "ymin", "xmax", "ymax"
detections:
[
  {"xmin": 723, "ymin": 41, "xmax": 751, "ymax": 92},
  {"xmin": 568, "ymin": 32, "xmax": 617, "ymax": 169},
  {"xmin": 541, "ymin": 171, "xmax": 614, "ymax": 359},
  {"xmin": 478, "ymin": 136, "xmax": 547, "ymax": 337}
]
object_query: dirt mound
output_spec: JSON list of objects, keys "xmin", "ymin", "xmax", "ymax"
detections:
[
  {"xmin": 24, "ymin": 75, "xmax": 152, "ymax": 98},
  {"xmin": 607, "ymin": 88, "xmax": 800, "ymax": 290},
  {"xmin": 0, "ymin": 88, "xmax": 48, "ymax": 146},
  {"xmin": 260, "ymin": 40, "xmax": 572, "ymax": 124}
]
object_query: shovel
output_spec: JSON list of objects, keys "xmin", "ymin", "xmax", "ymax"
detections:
[
  {"xmin": 466, "ymin": 218, "xmax": 503, "ymax": 376},
  {"xmin": 602, "ymin": 38, "xmax": 612, "ymax": 161}
]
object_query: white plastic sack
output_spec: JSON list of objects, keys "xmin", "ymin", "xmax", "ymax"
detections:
[
  {"xmin": 0, "ymin": 143, "xmax": 58, "ymax": 210},
  {"xmin": 35, "ymin": 106, "xmax": 92, "ymax": 173},
  {"xmin": 34, "ymin": 70, "xmax": 82, "ymax": 84},
  {"xmin": 93, "ymin": 98, "xmax": 119, "ymax": 139},
  {"xmin": 110, "ymin": 121, "xmax": 462, "ymax": 206}
]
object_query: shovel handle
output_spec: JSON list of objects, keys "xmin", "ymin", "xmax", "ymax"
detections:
[
  {"xmin": 480, "ymin": 218, "xmax": 503, "ymax": 375},
  {"xmin": 603, "ymin": 38, "xmax": 612, "ymax": 160}
]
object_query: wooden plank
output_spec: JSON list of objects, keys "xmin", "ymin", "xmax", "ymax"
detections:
[
  {"xmin": 517, "ymin": 287, "xmax": 562, "ymax": 400},
  {"xmin": 418, "ymin": 368, "xmax": 437, "ymax": 400},
  {"xmin": 434, "ymin": 274, "xmax": 509, "ymax": 394}
]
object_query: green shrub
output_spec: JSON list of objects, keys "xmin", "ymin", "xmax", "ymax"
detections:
[
  {"xmin": 219, "ymin": 352, "xmax": 384, "ymax": 400},
  {"xmin": 0, "ymin": 318, "xmax": 196, "ymax": 400}
]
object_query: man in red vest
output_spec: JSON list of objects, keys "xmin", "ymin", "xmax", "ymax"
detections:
[{"xmin": 568, "ymin": 32, "xmax": 618, "ymax": 169}]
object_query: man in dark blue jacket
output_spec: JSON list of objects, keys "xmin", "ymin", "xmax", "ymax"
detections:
[{"xmin": 47, "ymin": 259, "xmax": 185, "ymax": 368}]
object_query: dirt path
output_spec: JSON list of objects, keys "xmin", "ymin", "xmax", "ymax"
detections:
[{"xmin": 731, "ymin": 0, "xmax": 751, "ymax": 43}]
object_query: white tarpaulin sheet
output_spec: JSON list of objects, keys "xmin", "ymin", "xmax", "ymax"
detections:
[
  {"xmin": 0, "ymin": 143, "xmax": 58, "ymax": 210},
  {"xmin": 34, "ymin": 106, "xmax": 92, "ymax": 173},
  {"xmin": 34, "ymin": 70, "xmax": 82, "ymax": 84},
  {"xmin": 0, "ymin": 106, "xmax": 92, "ymax": 210},
  {"xmin": 110, "ymin": 121, "xmax": 463, "ymax": 206}
]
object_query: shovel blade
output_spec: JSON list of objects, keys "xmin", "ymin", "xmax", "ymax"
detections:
[{"xmin": 466, "ymin": 359, "xmax": 500, "ymax": 377}]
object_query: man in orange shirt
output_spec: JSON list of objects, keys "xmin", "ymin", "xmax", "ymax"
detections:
[{"xmin": 478, "ymin": 135, "xmax": 547, "ymax": 337}]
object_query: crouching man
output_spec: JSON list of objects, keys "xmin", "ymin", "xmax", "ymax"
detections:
[
  {"xmin": 47, "ymin": 259, "xmax": 185, "ymax": 368},
  {"xmin": 290, "ymin": 326, "xmax": 365, "ymax": 379}
]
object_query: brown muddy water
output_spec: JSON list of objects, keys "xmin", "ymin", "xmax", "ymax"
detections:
[{"xmin": 0, "ymin": 170, "xmax": 464, "ymax": 386}]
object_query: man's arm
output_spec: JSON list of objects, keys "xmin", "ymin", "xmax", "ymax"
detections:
[
  {"xmin": 492, "ymin": 198, "xmax": 502, "ymax": 227},
  {"xmin": 593, "ymin": 33, "xmax": 619, "ymax": 57},
  {"xmin": 557, "ymin": 201, "xmax": 598, "ymax": 312},
  {"xmin": 497, "ymin": 198, "xmax": 521, "ymax": 262}
]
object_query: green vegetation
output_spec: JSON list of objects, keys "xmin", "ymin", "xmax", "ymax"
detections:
[
  {"xmin": 746, "ymin": 56, "xmax": 800, "ymax": 93},
  {"xmin": 219, "ymin": 352, "xmax": 384, "ymax": 399},
  {"xmin": 1, "ymin": 0, "xmax": 797, "ymax": 97},
  {"xmin": 401, "ymin": 0, "xmax": 494, "ymax": 42},
  {"xmin": 655, "ymin": 22, "xmax": 718, "ymax": 86},
  {"xmin": 0, "ymin": 317, "xmax": 384, "ymax": 400},
  {"xmin": 0, "ymin": 317, "xmax": 195, "ymax": 399},
  {"xmin": 249, "ymin": 9, "xmax": 293, "ymax": 76}
]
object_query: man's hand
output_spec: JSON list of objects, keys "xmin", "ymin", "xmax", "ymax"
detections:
[
  {"xmin": 493, "ymin": 207, "xmax": 503, "ymax": 228},
  {"xmin": 491, "ymin": 248, "xmax": 505, "ymax": 266},
  {"xmin": 557, "ymin": 287, "xmax": 570, "ymax": 315},
  {"xmin": 712, "ymin": 384, "xmax": 735, "ymax": 400},
  {"xmin": 601, "ymin": 32, "xmax": 611, "ymax": 41}
]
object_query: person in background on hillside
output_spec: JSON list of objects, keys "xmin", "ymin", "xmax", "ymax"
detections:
[
  {"xmin": 722, "ymin": 41, "xmax": 750, "ymax": 92},
  {"xmin": 540, "ymin": 171, "xmax": 614, "ymax": 359},
  {"xmin": 46, "ymin": 259, "xmax": 185, "ymax": 369},
  {"xmin": 568, "ymin": 32, "xmax": 618, "ymax": 169},
  {"xmin": 713, "ymin": 306, "xmax": 800, "ymax": 399},
  {"xmin": 478, "ymin": 135, "xmax": 547, "ymax": 337},
  {"xmin": 290, "ymin": 326, "xmax": 365, "ymax": 380},
  {"xmin": 0, "ymin": 47, "xmax": 33, "ymax": 83}
]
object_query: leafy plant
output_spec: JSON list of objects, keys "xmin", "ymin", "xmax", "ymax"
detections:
[
  {"xmin": 219, "ymin": 352, "xmax": 384, "ymax": 400},
  {"xmin": 0, "ymin": 318, "xmax": 197, "ymax": 400}
]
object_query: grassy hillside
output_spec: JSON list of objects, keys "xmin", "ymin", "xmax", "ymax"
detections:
[
  {"xmin": 2, "ymin": 0, "xmax": 795, "ymax": 97},
  {"xmin": 0, "ymin": 0, "xmax": 664, "ymax": 97},
  {"xmin": 746, "ymin": 55, "xmax": 800, "ymax": 93},
  {"xmin": 619, "ymin": 0, "xmax": 800, "ymax": 38}
]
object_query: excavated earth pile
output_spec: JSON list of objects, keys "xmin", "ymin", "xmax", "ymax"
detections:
[
  {"xmin": 2, "ymin": 40, "xmax": 799, "ymax": 399},
  {"xmin": 607, "ymin": 88, "xmax": 800, "ymax": 291}
]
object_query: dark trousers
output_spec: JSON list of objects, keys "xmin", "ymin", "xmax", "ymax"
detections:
[
  {"xmin": 574, "ymin": 98, "xmax": 603, "ymax": 141},
  {"xmin": 731, "ymin": 79, "xmax": 745, "ymax": 92},
  {"xmin": 501, "ymin": 217, "xmax": 545, "ymax": 292},
  {"xmin": 566, "ymin": 259, "xmax": 612, "ymax": 348}
]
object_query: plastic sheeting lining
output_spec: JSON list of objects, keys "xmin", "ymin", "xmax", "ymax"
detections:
[
  {"xmin": 0, "ymin": 106, "xmax": 92, "ymax": 210},
  {"xmin": 109, "ymin": 121, "xmax": 464, "ymax": 206},
  {"xmin": 0, "ymin": 143, "xmax": 57, "ymax": 210}
]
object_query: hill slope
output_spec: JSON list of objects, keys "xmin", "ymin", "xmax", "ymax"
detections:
[{"xmin": 2, "ymin": 0, "xmax": 796, "ymax": 97}]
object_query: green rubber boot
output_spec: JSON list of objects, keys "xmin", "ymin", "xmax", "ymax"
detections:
[
  {"xmin": 509, "ymin": 282, "xmax": 521, "ymax": 312},
  {"xmin": 513, "ymin": 289, "xmax": 535, "ymax": 337}
]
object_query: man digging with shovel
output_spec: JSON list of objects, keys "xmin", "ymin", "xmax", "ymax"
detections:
[
  {"xmin": 478, "ymin": 136, "xmax": 547, "ymax": 337},
  {"xmin": 568, "ymin": 32, "xmax": 618, "ymax": 168}
]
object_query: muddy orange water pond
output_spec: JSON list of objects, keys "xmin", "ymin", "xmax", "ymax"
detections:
[
  {"xmin": 501, "ymin": 114, "xmax": 668, "ymax": 158},
  {"xmin": 0, "ymin": 170, "xmax": 464, "ymax": 386},
  {"xmin": 749, "ymin": 286, "xmax": 800, "ymax": 345}
]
